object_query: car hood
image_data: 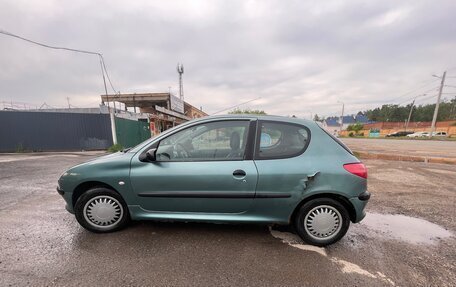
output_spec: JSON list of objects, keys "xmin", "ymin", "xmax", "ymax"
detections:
[{"xmin": 68, "ymin": 152, "xmax": 134, "ymax": 171}]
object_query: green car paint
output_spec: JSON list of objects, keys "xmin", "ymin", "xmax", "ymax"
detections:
[{"xmin": 58, "ymin": 115, "xmax": 368, "ymax": 228}]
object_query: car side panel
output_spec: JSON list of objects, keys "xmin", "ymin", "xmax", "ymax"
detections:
[
  {"xmin": 248, "ymin": 123, "xmax": 366, "ymax": 224},
  {"xmin": 58, "ymin": 152, "xmax": 139, "ymax": 213}
]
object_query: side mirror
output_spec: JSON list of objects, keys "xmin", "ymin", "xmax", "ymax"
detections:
[{"xmin": 139, "ymin": 148, "xmax": 157, "ymax": 162}]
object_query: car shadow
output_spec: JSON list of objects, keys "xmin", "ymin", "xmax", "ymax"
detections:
[{"xmin": 70, "ymin": 221, "xmax": 272, "ymax": 247}]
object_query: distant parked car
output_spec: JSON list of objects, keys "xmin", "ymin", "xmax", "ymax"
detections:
[
  {"xmin": 57, "ymin": 115, "xmax": 370, "ymax": 246},
  {"xmin": 407, "ymin": 132, "xmax": 430, "ymax": 138},
  {"xmin": 386, "ymin": 131, "xmax": 414, "ymax": 137},
  {"xmin": 434, "ymin": 131, "xmax": 447, "ymax": 137}
]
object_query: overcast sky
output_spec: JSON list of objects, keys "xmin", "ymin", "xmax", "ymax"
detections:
[{"xmin": 1, "ymin": 0, "xmax": 456, "ymax": 117}]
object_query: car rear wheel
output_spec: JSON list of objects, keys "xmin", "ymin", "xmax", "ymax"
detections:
[
  {"xmin": 294, "ymin": 198, "xmax": 350, "ymax": 246},
  {"xmin": 74, "ymin": 187, "xmax": 130, "ymax": 233}
]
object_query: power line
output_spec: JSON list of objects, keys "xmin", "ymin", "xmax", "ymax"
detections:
[
  {"xmin": 346, "ymin": 80, "xmax": 441, "ymax": 107},
  {"xmin": 0, "ymin": 29, "xmax": 100, "ymax": 56},
  {"xmin": 414, "ymin": 93, "xmax": 437, "ymax": 104},
  {"xmin": 390, "ymin": 78, "xmax": 440, "ymax": 103},
  {"xmin": 212, "ymin": 97, "xmax": 262, "ymax": 115},
  {"xmin": 0, "ymin": 29, "xmax": 118, "ymax": 94},
  {"xmin": 100, "ymin": 57, "xmax": 117, "ymax": 93},
  {"xmin": 396, "ymin": 86, "xmax": 440, "ymax": 105}
]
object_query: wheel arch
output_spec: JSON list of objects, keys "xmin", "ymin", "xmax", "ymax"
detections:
[
  {"xmin": 72, "ymin": 181, "xmax": 119, "ymax": 208},
  {"xmin": 290, "ymin": 193, "xmax": 357, "ymax": 224}
]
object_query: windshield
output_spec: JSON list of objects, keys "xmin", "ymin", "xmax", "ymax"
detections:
[{"xmin": 128, "ymin": 123, "xmax": 185, "ymax": 153}]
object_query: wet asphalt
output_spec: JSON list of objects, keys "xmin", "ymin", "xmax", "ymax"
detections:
[{"xmin": 0, "ymin": 153, "xmax": 455, "ymax": 286}]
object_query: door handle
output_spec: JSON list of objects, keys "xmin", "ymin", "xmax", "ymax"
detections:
[{"xmin": 233, "ymin": 169, "xmax": 246, "ymax": 177}]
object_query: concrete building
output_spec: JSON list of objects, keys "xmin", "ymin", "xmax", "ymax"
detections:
[{"xmin": 101, "ymin": 92, "xmax": 207, "ymax": 135}]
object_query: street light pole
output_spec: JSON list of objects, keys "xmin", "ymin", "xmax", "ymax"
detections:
[
  {"xmin": 430, "ymin": 71, "xmax": 446, "ymax": 136},
  {"xmin": 338, "ymin": 101, "xmax": 344, "ymax": 134}
]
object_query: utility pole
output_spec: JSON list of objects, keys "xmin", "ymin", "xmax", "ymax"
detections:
[
  {"xmin": 66, "ymin": 97, "xmax": 71, "ymax": 109},
  {"xmin": 99, "ymin": 57, "xmax": 110, "ymax": 111},
  {"xmin": 430, "ymin": 71, "xmax": 446, "ymax": 136},
  {"xmin": 406, "ymin": 94, "xmax": 427, "ymax": 131},
  {"xmin": 405, "ymin": 99, "xmax": 415, "ymax": 131}
]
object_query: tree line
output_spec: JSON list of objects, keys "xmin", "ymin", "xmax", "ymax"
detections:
[
  {"xmin": 364, "ymin": 97, "xmax": 456, "ymax": 122},
  {"xmin": 313, "ymin": 97, "xmax": 456, "ymax": 122},
  {"xmin": 228, "ymin": 96, "xmax": 456, "ymax": 123}
]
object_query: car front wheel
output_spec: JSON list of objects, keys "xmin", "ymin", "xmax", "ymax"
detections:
[
  {"xmin": 294, "ymin": 198, "xmax": 350, "ymax": 246},
  {"xmin": 74, "ymin": 187, "xmax": 130, "ymax": 233}
]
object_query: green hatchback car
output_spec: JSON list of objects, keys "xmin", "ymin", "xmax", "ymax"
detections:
[{"xmin": 58, "ymin": 115, "xmax": 369, "ymax": 246}]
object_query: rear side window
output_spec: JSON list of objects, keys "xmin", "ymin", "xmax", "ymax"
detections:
[
  {"xmin": 255, "ymin": 121, "xmax": 310, "ymax": 159},
  {"xmin": 318, "ymin": 125, "xmax": 353, "ymax": 155}
]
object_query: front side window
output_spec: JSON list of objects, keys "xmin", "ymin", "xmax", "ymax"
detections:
[
  {"xmin": 256, "ymin": 121, "xmax": 309, "ymax": 159},
  {"xmin": 156, "ymin": 120, "xmax": 250, "ymax": 161}
]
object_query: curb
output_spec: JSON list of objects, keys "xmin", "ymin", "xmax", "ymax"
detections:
[
  {"xmin": 353, "ymin": 151, "xmax": 456, "ymax": 165},
  {"xmin": 0, "ymin": 151, "xmax": 106, "ymax": 157}
]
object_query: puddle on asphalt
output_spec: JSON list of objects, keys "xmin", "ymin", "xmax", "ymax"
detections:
[
  {"xmin": 270, "ymin": 212, "xmax": 454, "ymax": 286},
  {"xmin": 359, "ymin": 212, "xmax": 453, "ymax": 244},
  {"xmin": 270, "ymin": 228, "xmax": 396, "ymax": 286}
]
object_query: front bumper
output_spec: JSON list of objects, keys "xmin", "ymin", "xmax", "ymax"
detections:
[
  {"xmin": 56, "ymin": 185, "xmax": 75, "ymax": 214},
  {"xmin": 56, "ymin": 186, "xmax": 64, "ymax": 196}
]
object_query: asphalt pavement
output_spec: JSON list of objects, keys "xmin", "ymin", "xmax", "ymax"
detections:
[{"xmin": 0, "ymin": 153, "xmax": 455, "ymax": 286}]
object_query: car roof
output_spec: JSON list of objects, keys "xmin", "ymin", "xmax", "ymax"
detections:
[{"xmin": 190, "ymin": 114, "xmax": 317, "ymax": 126}]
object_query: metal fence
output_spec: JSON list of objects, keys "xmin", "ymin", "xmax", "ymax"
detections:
[
  {"xmin": 115, "ymin": 117, "xmax": 150, "ymax": 148},
  {"xmin": 0, "ymin": 110, "xmax": 113, "ymax": 152}
]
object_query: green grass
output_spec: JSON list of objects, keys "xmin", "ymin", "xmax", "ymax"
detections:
[
  {"xmin": 15, "ymin": 143, "xmax": 26, "ymax": 153},
  {"xmin": 107, "ymin": 143, "xmax": 124, "ymax": 153}
]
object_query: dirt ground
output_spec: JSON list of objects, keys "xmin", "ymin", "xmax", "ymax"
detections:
[
  {"xmin": 342, "ymin": 138, "xmax": 456, "ymax": 159},
  {"xmin": 0, "ymin": 153, "xmax": 455, "ymax": 286},
  {"xmin": 349, "ymin": 160, "xmax": 456, "ymax": 286}
]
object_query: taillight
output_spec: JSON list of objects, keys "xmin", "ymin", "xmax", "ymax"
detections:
[{"xmin": 343, "ymin": 163, "xmax": 367, "ymax": 179}]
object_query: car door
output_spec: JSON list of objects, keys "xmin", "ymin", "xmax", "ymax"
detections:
[{"xmin": 129, "ymin": 119, "xmax": 258, "ymax": 213}]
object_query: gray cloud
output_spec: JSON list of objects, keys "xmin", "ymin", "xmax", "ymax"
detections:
[{"xmin": 1, "ymin": 0, "xmax": 455, "ymax": 117}]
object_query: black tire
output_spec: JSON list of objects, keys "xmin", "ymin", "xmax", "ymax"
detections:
[
  {"xmin": 74, "ymin": 187, "xmax": 130, "ymax": 233},
  {"xmin": 294, "ymin": 198, "xmax": 350, "ymax": 246}
]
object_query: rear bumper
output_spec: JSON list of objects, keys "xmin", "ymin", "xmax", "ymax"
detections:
[
  {"xmin": 349, "ymin": 191, "xmax": 370, "ymax": 223},
  {"xmin": 358, "ymin": 190, "xmax": 371, "ymax": 201}
]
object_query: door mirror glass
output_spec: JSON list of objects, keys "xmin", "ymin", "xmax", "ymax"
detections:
[
  {"xmin": 146, "ymin": 148, "xmax": 157, "ymax": 161},
  {"xmin": 139, "ymin": 148, "xmax": 157, "ymax": 162}
]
